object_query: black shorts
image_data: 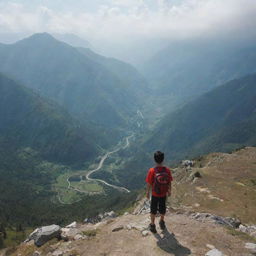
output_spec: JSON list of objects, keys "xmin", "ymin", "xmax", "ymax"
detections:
[{"xmin": 150, "ymin": 195, "xmax": 166, "ymax": 215}]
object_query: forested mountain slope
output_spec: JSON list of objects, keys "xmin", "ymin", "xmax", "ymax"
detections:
[
  {"xmin": 0, "ymin": 73, "xmax": 99, "ymax": 165},
  {"xmin": 0, "ymin": 33, "xmax": 140, "ymax": 129},
  {"xmin": 77, "ymin": 47, "xmax": 149, "ymax": 99},
  {"xmin": 146, "ymin": 74, "xmax": 256, "ymax": 161},
  {"xmin": 0, "ymin": 73, "xmax": 139, "ymax": 228},
  {"xmin": 143, "ymin": 40, "xmax": 256, "ymax": 110}
]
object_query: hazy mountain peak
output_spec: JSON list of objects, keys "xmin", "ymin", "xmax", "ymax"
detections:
[{"xmin": 16, "ymin": 32, "xmax": 60, "ymax": 46}]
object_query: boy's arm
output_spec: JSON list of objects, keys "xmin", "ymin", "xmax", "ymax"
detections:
[
  {"xmin": 146, "ymin": 183, "xmax": 151, "ymax": 199},
  {"xmin": 167, "ymin": 182, "xmax": 172, "ymax": 196}
]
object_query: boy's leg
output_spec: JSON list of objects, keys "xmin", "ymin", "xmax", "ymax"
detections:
[
  {"xmin": 149, "ymin": 196, "xmax": 158, "ymax": 233},
  {"xmin": 159, "ymin": 197, "xmax": 167, "ymax": 229},
  {"xmin": 151, "ymin": 213, "xmax": 156, "ymax": 225},
  {"xmin": 150, "ymin": 196, "xmax": 157, "ymax": 224}
]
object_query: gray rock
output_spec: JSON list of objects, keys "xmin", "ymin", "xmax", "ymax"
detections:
[
  {"xmin": 32, "ymin": 251, "xmax": 41, "ymax": 256},
  {"xmin": 130, "ymin": 223, "xmax": 148, "ymax": 231},
  {"xmin": 190, "ymin": 213, "xmax": 240, "ymax": 228},
  {"xmin": 74, "ymin": 234, "xmax": 84, "ymax": 240},
  {"xmin": 239, "ymin": 225, "xmax": 256, "ymax": 238},
  {"xmin": 60, "ymin": 228, "xmax": 80, "ymax": 241},
  {"xmin": 112, "ymin": 225, "xmax": 124, "ymax": 232},
  {"xmin": 107, "ymin": 211, "xmax": 116, "ymax": 218},
  {"xmin": 52, "ymin": 250, "xmax": 63, "ymax": 256},
  {"xmin": 65, "ymin": 222, "xmax": 77, "ymax": 229},
  {"xmin": 205, "ymin": 249, "xmax": 223, "ymax": 256},
  {"xmin": 27, "ymin": 225, "xmax": 61, "ymax": 247},
  {"xmin": 245, "ymin": 242, "xmax": 256, "ymax": 252},
  {"xmin": 206, "ymin": 244, "xmax": 215, "ymax": 250},
  {"xmin": 182, "ymin": 160, "xmax": 194, "ymax": 167},
  {"xmin": 126, "ymin": 224, "xmax": 132, "ymax": 230},
  {"xmin": 141, "ymin": 230, "xmax": 149, "ymax": 237}
]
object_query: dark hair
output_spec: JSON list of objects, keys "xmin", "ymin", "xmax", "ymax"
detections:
[{"xmin": 154, "ymin": 151, "xmax": 164, "ymax": 164}]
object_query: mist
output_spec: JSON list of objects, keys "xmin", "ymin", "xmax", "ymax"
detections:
[{"xmin": 0, "ymin": 0, "xmax": 256, "ymax": 64}]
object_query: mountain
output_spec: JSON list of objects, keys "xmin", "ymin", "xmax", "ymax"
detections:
[
  {"xmin": 77, "ymin": 47, "xmax": 149, "ymax": 99},
  {"xmin": 0, "ymin": 33, "xmax": 140, "ymax": 129},
  {"xmin": 146, "ymin": 74, "xmax": 256, "ymax": 161},
  {"xmin": 142, "ymin": 40, "xmax": 256, "ymax": 111},
  {"xmin": 53, "ymin": 33, "xmax": 92, "ymax": 49},
  {"xmin": 0, "ymin": 73, "xmax": 131, "ymax": 229},
  {"xmin": 7, "ymin": 157, "xmax": 256, "ymax": 255},
  {"xmin": 0, "ymin": 73, "xmax": 99, "ymax": 165}
]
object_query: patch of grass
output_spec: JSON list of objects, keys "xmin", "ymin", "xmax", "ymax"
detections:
[
  {"xmin": 76, "ymin": 181, "xmax": 103, "ymax": 193},
  {"xmin": 82, "ymin": 229, "xmax": 99, "ymax": 237},
  {"xmin": 226, "ymin": 227, "xmax": 256, "ymax": 243},
  {"xmin": 3, "ymin": 228, "xmax": 33, "ymax": 248}
]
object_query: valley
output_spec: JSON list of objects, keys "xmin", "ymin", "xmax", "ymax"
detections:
[
  {"xmin": 54, "ymin": 133, "xmax": 134, "ymax": 204},
  {"xmin": 1, "ymin": 29, "xmax": 256, "ymax": 252}
]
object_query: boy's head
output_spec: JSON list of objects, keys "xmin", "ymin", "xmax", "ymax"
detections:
[{"xmin": 154, "ymin": 151, "xmax": 164, "ymax": 164}]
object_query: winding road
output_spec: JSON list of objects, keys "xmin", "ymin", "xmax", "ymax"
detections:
[
  {"xmin": 85, "ymin": 134, "xmax": 134, "ymax": 193},
  {"xmin": 64, "ymin": 133, "xmax": 134, "ymax": 199}
]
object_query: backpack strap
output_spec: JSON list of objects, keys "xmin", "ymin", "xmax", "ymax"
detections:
[{"xmin": 154, "ymin": 166, "xmax": 166, "ymax": 174}]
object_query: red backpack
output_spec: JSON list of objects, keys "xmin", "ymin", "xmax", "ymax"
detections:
[{"xmin": 153, "ymin": 167, "xmax": 171, "ymax": 195}]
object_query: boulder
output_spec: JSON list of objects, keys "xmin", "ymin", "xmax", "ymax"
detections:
[
  {"xmin": 26, "ymin": 225, "xmax": 61, "ymax": 247},
  {"xmin": 205, "ymin": 249, "xmax": 223, "ymax": 256},
  {"xmin": 60, "ymin": 228, "xmax": 80, "ymax": 241}
]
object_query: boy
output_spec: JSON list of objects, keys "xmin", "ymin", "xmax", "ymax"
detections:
[{"xmin": 146, "ymin": 151, "xmax": 173, "ymax": 233}]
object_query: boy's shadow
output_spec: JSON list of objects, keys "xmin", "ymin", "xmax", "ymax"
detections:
[{"xmin": 153, "ymin": 228, "xmax": 191, "ymax": 256}]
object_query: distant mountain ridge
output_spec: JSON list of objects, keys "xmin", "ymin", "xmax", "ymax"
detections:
[
  {"xmin": 77, "ymin": 47, "xmax": 149, "ymax": 99},
  {"xmin": 146, "ymin": 73, "xmax": 256, "ymax": 161},
  {"xmin": 142, "ymin": 40, "xmax": 256, "ymax": 111},
  {"xmin": 53, "ymin": 33, "xmax": 92, "ymax": 49},
  {"xmin": 0, "ymin": 33, "xmax": 142, "ymax": 129}
]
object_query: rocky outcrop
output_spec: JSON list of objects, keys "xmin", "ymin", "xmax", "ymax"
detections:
[
  {"xmin": 189, "ymin": 212, "xmax": 241, "ymax": 228},
  {"xmin": 181, "ymin": 160, "xmax": 194, "ymax": 167},
  {"xmin": 25, "ymin": 225, "xmax": 61, "ymax": 247},
  {"xmin": 84, "ymin": 211, "xmax": 116, "ymax": 224},
  {"xmin": 239, "ymin": 224, "xmax": 256, "ymax": 238}
]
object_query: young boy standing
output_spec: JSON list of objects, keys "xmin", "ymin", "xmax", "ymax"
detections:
[{"xmin": 146, "ymin": 151, "xmax": 173, "ymax": 233}]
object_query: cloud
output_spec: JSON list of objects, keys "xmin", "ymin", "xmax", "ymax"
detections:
[{"xmin": 0, "ymin": 0, "xmax": 255, "ymax": 43}]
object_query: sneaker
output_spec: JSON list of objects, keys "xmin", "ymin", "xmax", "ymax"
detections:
[
  {"xmin": 159, "ymin": 220, "xmax": 166, "ymax": 230},
  {"xmin": 149, "ymin": 223, "xmax": 157, "ymax": 233}
]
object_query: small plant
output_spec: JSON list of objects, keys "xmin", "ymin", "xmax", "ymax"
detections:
[
  {"xmin": 226, "ymin": 227, "xmax": 256, "ymax": 243},
  {"xmin": 82, "ymin": 229, "xmax": 98, "ymax": 237}
]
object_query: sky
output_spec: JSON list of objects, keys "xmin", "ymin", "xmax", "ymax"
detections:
[{"xmin": 0, "ymin": 0, "xmax": 256, "ymax": 63}]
